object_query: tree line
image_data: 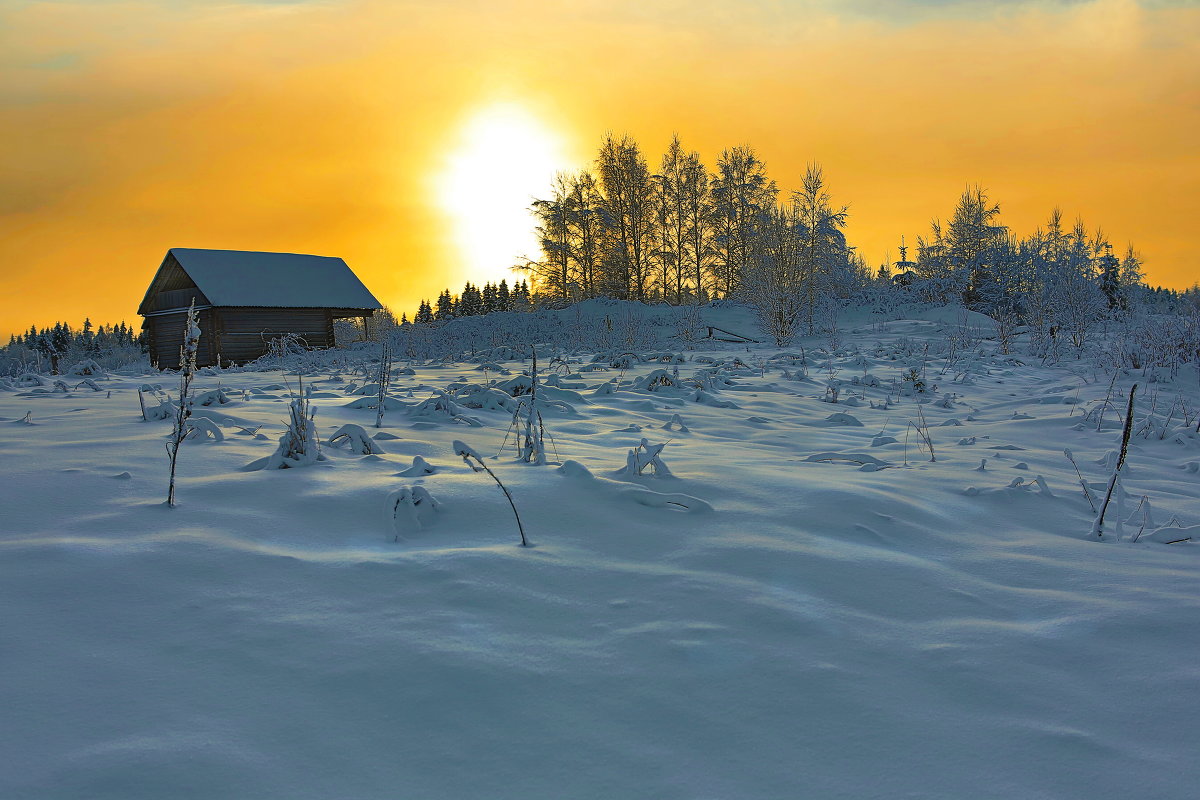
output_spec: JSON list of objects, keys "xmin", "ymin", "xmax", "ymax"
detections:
[
  {"xmin": 515, "ymin": 131, "xmax": 1178, "ymax": 346},
  {"xmin": 409, "ymin": 279, "xmax": 532, "ymax": 324},
  {"xmin": 5, "ymin": 319, "xmax": 144, "ymax": 372}
]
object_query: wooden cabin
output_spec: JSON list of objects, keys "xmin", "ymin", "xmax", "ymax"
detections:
[{"xmin": 138, "ymin": 248, "xmax": 382, "ymax": 368}]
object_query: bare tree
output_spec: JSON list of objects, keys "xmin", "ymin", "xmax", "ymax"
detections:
[{"xmin": 744, "ymin": 206, "xmax": 805, "ymax": 346}]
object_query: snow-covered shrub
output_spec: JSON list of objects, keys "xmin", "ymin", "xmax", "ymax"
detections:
[
  {"xmin": 900, "ymin": 367, "xmax": 927, "ymax": 395},
  {"xmin": 188, "ymin": 388, "xmax": 230, "ymax": 408},
  {"xmin": 328, "ymin": 423, "xmax": 381, "ymax": 455},
  {"xmin": 343, "ymin": 395, "xmax": 405, "ymax": 413},
  {"xmin": 455, "ymin": 387, "xmax": 519, "ymax": 413},
  {"xmin": 606, "ymin": 352, "xmax": 641, "ymax": 370},
  {"xmin": 66, "ymin": 359, "xmax": 104, "ymax": 377},
  {"xmin": 674, "ymin": 304, "xmax": 705, "ymax": 346},
  {"xmin": 632, "ymin": 368, "xmax": 681, "ymax": 392},
  {"xmin": 411, "ymin": 392, "xmax": 482, "ymax": 426},
  {"xmin": 390, "ymin": 485, "xmax": 440, "ymax": 540},
  {"xmin": 619, "ymin": 439, "xmax": 673, "ymax": 477},
  {"xmin": 144, "ymin": 396, "xmax": 177, "ymax": 421},
  {"xmin": 186, "ymin": 417, "xmax": 225, "ymax": 442},
  {"xmin": 495, "ymin": 374, "xmax": 535, "ymax": 397},
  {"xmin": 691, "ymin": 389, "xmax": 738, "ymax": 408},
  {"xmin": 663, "ymin": 413, "xmax": 689, "ymax": 433},
  {"xmin": 396, "ymin": 456, "xmax": 437, "ymax": 477},
  {"xmin": 263, "ymin": 392, "xmax": 325, "ymax": 469}
]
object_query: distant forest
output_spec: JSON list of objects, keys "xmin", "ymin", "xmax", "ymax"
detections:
[
  {"xmin": 408, "ymin": 279, "xmax": 533, "ymax": 325},
  {"xmin": 6, "ymin": 320, "xmax": 143, "ymax": 373}
]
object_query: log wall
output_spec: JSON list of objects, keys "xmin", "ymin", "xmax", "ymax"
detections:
[
  {"xmin": 213, "ymin": 308, "xmax": 334, "ymax": 365},
  {"xmin": 144, "ymin": 308, "xmax": 218, "ymax": 370},
  {"xmin": 145, "ymin": 306, "xmax": 369, "ymax": 369}
]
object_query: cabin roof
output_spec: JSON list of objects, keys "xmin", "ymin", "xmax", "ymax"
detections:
[{"xmin": 139, "ymin": 248, "xmax": 383, "ymax": 313}]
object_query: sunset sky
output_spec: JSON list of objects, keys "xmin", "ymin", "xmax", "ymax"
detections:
[{"xmin": 1, "ymin": 0, "xmax": 1197, "ymax": 337}]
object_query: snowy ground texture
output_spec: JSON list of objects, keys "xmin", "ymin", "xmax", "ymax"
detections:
[{"xmin": 2, "ymin": 303, "xmax": 1199, "ymax": 799}]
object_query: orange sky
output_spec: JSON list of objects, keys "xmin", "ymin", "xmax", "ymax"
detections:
[{"xmin": 1, "ymin": 0, "xmax": 1197, "ymax": 337}]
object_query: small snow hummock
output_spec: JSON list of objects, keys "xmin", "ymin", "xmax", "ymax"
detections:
[{"xmin": 327, "ymin": 423, "xmax": 381, "ymax": 455}]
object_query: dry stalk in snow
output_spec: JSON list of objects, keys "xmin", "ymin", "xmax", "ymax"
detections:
[
  {"xmin": 1063, "ymin": 448, "xmax": 1097, "ymax": 513},
  {"xmin": 501, "ymin": 344, "xmax": 556, "ymax": 464},
  {"xmin": 165, "ymin": 301, "xmax": 200, "ymax": 507},
  {"xmin": 1090, "ymin": 384, "xmax": 1137, "ymax": 540},
  {"xmin": 375, "ymin": 341, "xmax": 393, "ymax": 429},
  {"xmin": 904, "ymin": 402, "xmax": 936, "ymax": 464},
  {"xmin": 454, "ymin": 440, "xmax": 528, "ymax": 547}
]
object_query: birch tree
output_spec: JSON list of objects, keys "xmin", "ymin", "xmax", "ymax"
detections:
[
  {"xmin": 530, "ymin": 173, "xmax": 574, "ymax": 302},
  {"xmin": 680, "ymin": 148, "xmax": 713, "ymax": 303},
  {"xmin": 792, "ymin": 163, "xmax": 848, "ymax": 334},
  {"xmin": 711, "ymin": 145, "xmax": 777, "ymax": 298},
  {"xmin": 597, "ymin": 134, "xmax": 655, "ymax": 301},
  {"xmin": 655, "ymin": 135, "xmax": 691, "ymax": 304}
]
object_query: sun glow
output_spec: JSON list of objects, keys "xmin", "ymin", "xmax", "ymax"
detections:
[{"xmin": 436, "ymin": 103, "xmax": 570, "ymax": 287}]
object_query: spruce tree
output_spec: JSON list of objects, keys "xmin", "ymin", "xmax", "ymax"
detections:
[
  {"xmin": 414, "ymin": 300, "xmax": 434, "ymax": 324},
  {"xmin": 512, "ymin": 280, "xmax": 531, "ymax": 310},
  {"xmin": 434, "ymin": 290, "xmax": 455, "ymax": 321},
  {"xmin": 458, "ymin": 282, "xmax": 483, "ymax": 316},
  {"xmin": 1097, "ymin": 243, "xmax": 1122, "ymax": 309}
]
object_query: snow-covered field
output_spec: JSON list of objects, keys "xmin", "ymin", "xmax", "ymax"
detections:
[{"xmin": 2, "ymin": 305, "xmax": 1198, "ymax": 799}]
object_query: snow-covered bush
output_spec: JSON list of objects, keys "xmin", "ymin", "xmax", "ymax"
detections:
[
  {"xmin": 411, "ymin": 392, "xmax": 482, "ymax": 426},
  {"xmin": 328, "ymin": 423, "xmax": 381, "ymax": 455},
  {"xmin": 66, "ymin": 359, "xmax": 104, "ymax": 377},
  {"xmin": 263, "ymin": 391, "xmax": 324, "ymax": 469},
  {"xmin": 390, "ymin": 485, "xmax": 440, "ymax": 539},
  {"xmin": 188, "ymin": 388, "xmax": 230, "ymax": 408},
  {"xmin": 186, "ymin": 417, "xmax": 224, "ymax": 442},
  {"xmin": 619, "ymin": 439, "xmax": 673, "ymax": 477},
  {"xmin": 632, "ymin": 368, "xmax": 681, "ymax": 392}
]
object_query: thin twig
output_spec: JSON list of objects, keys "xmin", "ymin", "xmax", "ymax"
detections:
[
  {"xmin": 455, "ymin": 441, "xmax": 528, "ymax": 547},
  {"xmin": 1091, "ymin": 383, "xmax": 1137, "ymax": 539}
]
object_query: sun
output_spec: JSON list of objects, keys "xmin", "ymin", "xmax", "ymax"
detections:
[{"xmin": 436, "ymin": 103, "xmax": 569, "ymax": 288}]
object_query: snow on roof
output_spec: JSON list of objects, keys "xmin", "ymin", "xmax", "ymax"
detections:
[{"xmin": 167, "ymin": 248, "xmax": 382, "ymax": 309}]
